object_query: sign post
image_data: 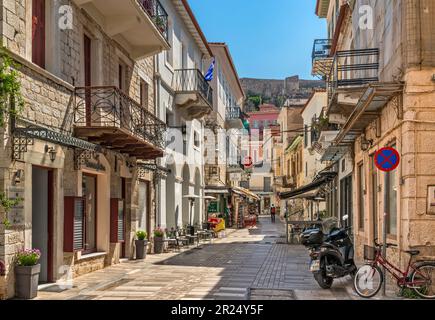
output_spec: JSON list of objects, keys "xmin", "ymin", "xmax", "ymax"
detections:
[{"xmin": 374, "ymin": 147, "xmax": 400, "ymax": 297}]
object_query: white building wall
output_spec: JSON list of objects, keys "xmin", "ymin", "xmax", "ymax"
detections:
[
  {"xmin": 156, "ymin": 0, "xmax": 207, "ymax": 229},
  {"xmin": 302, "ymin": 92, "xmax": 328, "ymax": 184}
]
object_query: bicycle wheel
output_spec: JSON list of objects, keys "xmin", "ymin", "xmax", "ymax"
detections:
[
  {"xmin": 410, "ymin": 262, "xmax": 435, "ymax": 299},
  {"xmin": 354, "ymin": 264, "xmax": 383, "ymax": 298}
]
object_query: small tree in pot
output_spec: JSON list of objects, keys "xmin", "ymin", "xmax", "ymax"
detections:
[
  {"xmin": 15, "ymin": 249, "xmax": 41, "ymax": 299},
  {"xmin": 135, "ymin": 230, "xmax": 148, "ymax": 260},
  {"xmin": 153, "ymin": 227, "xmax": 165, "ymax": 254}
]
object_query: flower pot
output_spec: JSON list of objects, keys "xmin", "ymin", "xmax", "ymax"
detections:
[
  {"xmin": 154, "ymin": 237, "xmax": 164, "ymax": 254},
  {"xmin": 135, "ymin": 240, "xmax": 148, "ymax": 259},
  {"xmin": 15, "ymin": 264, "xmax": 40, "ymax": 299}
]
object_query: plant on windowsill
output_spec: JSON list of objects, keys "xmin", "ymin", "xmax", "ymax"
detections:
[
  {"xmin": 153, "ymin": 227, "xmax": 165, "ymax": 254},
  {"xmin": 15, "ymin": 248, "xmax": 41, "ymax": 299},
  {"xmin": 0, "ymin": 45, "xmax": 25, "ymax": 128},
  {"xmin": 154, "ymin": 16, "xmax": 166, "ymax": 34},
  {"xmin": 135, "ymin": 230, "xmax": 148, "ymax": 260}
]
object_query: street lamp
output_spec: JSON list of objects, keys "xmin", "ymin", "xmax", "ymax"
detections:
[{"xmin": 183, "ymin": 195, "xmax": 200, "ymax": 235}]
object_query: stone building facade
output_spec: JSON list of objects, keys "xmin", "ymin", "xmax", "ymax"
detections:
[
  {"xmin": 0, "ymin": 0, "xmax": 169, "ymax": 299},
  {"xmin": 315, "ymin": 0, "xmax": 435, "ymax": 276}
]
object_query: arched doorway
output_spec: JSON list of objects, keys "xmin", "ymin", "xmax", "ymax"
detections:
[
  {"xmin": 194, "ymin": 168, "xmax": 201, "ymax": 225},
  {"xmin": 165, "ymin": 162, "xmax": 176, "ymax": 229},
  {"xmin": 182, "ymin": 164, "xmax": 190, "ymax": 228}
]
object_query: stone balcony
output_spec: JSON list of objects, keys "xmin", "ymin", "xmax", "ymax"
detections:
[
  {"xmin": 173, "ymin": 69, "xmax": 213, "ymax": 120},
  {"xmin": 72, "ymin": 0, "xmax": 170, "ymax": 59},
  {"xmin": 73, "ymin": 86, "xmax": 166, "ymax": 160},
  {"xmin": 225, "ymin": 106, "xmax": 244, "ymax": 129}
]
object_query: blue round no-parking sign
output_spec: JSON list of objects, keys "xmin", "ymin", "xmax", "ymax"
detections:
[{"xmin": 374, "ymin": 147, "xmax": 400, "ymax": 172}]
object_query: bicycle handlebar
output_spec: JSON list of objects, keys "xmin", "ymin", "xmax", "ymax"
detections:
[{"xmin": 373, "ymin": 238, "xmax": 397, "ymax": 248}]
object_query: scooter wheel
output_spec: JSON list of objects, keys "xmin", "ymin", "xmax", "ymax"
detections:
[{"xmin": 314, "ymin": 272, "xmax": 334, "ymax": 289}]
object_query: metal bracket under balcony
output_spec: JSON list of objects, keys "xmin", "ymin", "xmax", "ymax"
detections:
[
  {"xmin": 333, "ymin": 82, "xmax": 404, "ymax": 147},
  {"xmin": 74, "ymin": 86, "xmax": 166, "ymax": 160},
  {"xmin": 12, "ymin": 119, "xmax": 101, "ymax": 161},
  {"xmin": 173, "ymin": 69, "xmax": 213, "ymax": 120},
  {"xmin": 138, "ymin": 161, "xmax": 170, "ymax": 179},
  {"xmin": 312, "ymin": 39, "xmax": 333, "ymax": 78}
]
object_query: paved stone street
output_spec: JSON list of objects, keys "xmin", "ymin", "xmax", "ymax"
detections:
[{"xmin": 34, "ymin": 217, "xmax": 396, "ymax": 300}]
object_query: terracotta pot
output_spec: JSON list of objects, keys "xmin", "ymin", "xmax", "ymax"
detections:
[{"xmin": 15, "ymin": 264, "xmax": 40, "ymax": 299}]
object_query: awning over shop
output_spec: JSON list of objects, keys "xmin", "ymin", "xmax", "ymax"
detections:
[
  {"xmin": 285, "ymin": 135, "xmax": 303, "ymax": 154},
  {"xmin": 287, "ymin": 188, "xmax": 321, "ymax": 200},
  {"xmin": 279, "ymin": 171, "xmax": 337, "ymax": 199},
  {"xmin": 231, "ymin": 186, "xmax": 261, "ymax": 201},
  {"xmin": 334, "ymin": 83, "xmax": 404, "ymax": 146},
  {"xmin": 205, "ymin": 187, "xmax": 229, "ymax": 194}
]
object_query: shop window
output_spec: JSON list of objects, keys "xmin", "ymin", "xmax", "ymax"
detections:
[
  {"xmin": 64, "ymin": 175, "xmax": 97, "ymax": 253},
  {"xmin": 83, "ymin": 174, "xmax": 97, "ymax": 253}
]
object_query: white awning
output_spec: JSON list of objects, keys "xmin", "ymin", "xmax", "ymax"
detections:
[{"xmin": 204, "ymin": 189, "xmax": 229, "ymax": 194}]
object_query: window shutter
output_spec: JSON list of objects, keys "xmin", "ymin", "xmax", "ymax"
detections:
[
  {"xmin": 64, "ymin": 197, "xmax": 84, "ymax": 252},
  {"xmin": 110, "ymin": 199, "xmax": 125, "ymax": 243},
  {"xmin": 32, "ymin": 0, "xmax": 45, "ymax": 68}
]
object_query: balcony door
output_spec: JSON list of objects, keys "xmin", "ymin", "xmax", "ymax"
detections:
[{"xmin": 32, "ymin": 0, "xmax": 45, "ymax": 68}]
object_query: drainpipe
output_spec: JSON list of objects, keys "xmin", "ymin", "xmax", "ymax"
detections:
[{"xmin": 154, "ymin": 53, "xmax": 161, "ymax": 228}]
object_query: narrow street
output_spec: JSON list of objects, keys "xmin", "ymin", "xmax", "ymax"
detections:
[{"xmin": 35, "ymin": 217, "xmax": 360, "ymax": 300}]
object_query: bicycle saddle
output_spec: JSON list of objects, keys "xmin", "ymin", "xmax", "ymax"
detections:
[{"xmin": 405, "ymin": 250, "xmax": 420, "ymax": 256}]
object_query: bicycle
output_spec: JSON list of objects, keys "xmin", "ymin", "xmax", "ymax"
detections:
[{"xmin": 354, "ymin": 239, "xmax": 435, "ymax": 299}]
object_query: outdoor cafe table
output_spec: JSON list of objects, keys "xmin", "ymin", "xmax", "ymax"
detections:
[
  {"xmin": 185, "ymin": 234, "xmax": 199, "ymax": 246},
  {"xmin": 197, "ymin": 230, "xmax": 212, "ymax": 242}
]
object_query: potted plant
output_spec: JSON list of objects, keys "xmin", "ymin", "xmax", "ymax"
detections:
[
  {"xmin": 15, "ymin": 249, "xmax": 41, "ymax": 299},
  {"xmin": 153, "ymin": 227, "xmax": 165, "ymax": 254},
  {"xmin": 135, "ymin": 230, "xmax": 148, "ymax": 260}
]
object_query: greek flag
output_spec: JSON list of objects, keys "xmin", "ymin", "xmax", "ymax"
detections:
[{"xmin": 204, "ymin": 58, "xmax": 215, "ymax": 81}]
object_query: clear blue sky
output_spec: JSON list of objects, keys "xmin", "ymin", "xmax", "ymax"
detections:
[{"xmin": 189, "ymin": 0, "xmax": 326, "ymax": 80}]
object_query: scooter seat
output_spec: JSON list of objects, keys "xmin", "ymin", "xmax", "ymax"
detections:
[{"xmin": 405, "ymin": 250, "xmax": 420, "ymax": 256}]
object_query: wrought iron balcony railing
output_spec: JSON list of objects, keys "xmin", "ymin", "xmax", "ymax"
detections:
[
  {"xmin": 74, "ymin": 86, "xmax": 166, "ymax": 149},
  {"xmin": 138, "ymin": 0, "xmax": 169, "ymax": 39},
  {"xmin": 226, "ymin": 106, "xmax": 242, "ymax": 120},
  {"xmin": 327, "ymin": 48, "xmax": 379, "ymax": 102},
  {"xmin": 312, "ymin": 39, "xmax": 332, "ymax": 64},
  {"xmin": 173, "ymin": 69, "xmax": 213, "ymax": 107}
]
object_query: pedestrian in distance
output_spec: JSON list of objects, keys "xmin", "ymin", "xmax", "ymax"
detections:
[{"xmin": 270, "ymin": 204, "xmax": 276, "ymax": 223}]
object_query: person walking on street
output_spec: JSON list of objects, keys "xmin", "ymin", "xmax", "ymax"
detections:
[{"xmin": 270, "ymin": 204, "xmax": 276, "ymax": 223}]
